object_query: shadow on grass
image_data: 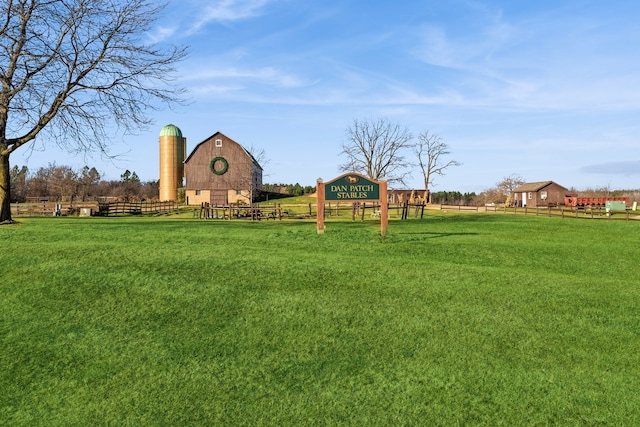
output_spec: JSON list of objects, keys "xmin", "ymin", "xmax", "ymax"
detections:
[{"xmin": 396, "ymin": 231, "xmax": 480, "ymax": 240}]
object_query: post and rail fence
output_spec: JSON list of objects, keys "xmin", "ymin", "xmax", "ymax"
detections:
[
  {"xmin": 10, "ymin": 199, "xmax": 637, "ymax": 221},
  {"xmin": 10, "ymin": 200, "xmax": 178, "ymax": 217}
]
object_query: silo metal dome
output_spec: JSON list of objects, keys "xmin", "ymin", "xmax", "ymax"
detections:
[{"xmin": 160, "ymin": 124, "xmax": 183, "ymax": 138}]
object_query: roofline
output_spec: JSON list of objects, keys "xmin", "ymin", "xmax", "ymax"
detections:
[
  {"xmin": 513, "ymin": 181, "xmax": 568, "ymax": 192},
  {"xmin": 183, "ymin": 131, "xmax": 263, "ymax": 170}
]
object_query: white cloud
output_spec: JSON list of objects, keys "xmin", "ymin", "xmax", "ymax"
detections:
[
  {"xmin": 408, "ymin": 4, "xmax": 640, "ymax": 112},
  {"xmin": 177, "ymin": 63, "xmax": 319, "ymax": 102},
  {"xmin": 147, "ymin": 26, "xmax": 178, "ymax": 44},
  {"xmin": 189, "ymin": 0, "xmax": 272, "ymax": 33},
  {"xmin": 191, "ymin": 84, "xmax": 246, "ymax": 95}
]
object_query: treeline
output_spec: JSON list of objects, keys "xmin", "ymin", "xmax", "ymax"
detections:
[
  {"xmin": 429, "ymin": 191, "xmax": 477, "ymax": 205},
  {"xmin": 9, "ymin": 164, "xmax": 319, "ymax": 203},
  {"xmin": 262, "ymin": 183, "xmax": 316, "ymax": 196},
  {"xmin": 9, "ymin": 164, "xmax": 158, "ymax": 203}
]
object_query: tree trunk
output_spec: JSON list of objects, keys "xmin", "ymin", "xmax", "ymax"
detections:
[{"xmin": 0, "ymin": 153, "xmax": 11, "ymax": 222}]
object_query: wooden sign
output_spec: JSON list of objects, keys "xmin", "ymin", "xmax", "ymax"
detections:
[
  {"xmin": 324, "ymin": 174, "xmax": 380, "ymax": 201},
  {"xmin": 316, "ymin": 173, "xmax": 388, "ymax": 236}
]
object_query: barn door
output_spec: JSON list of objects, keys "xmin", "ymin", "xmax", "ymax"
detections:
[{"xmin": 210, "ymin": 190, "xmax": 227, "ymax": 206}]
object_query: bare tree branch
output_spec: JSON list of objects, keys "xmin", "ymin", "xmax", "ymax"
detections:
[
  {"xmin": 496, "ymin": 174, "xmax": 525, "ymax": 197},
  {"xmin": 413, "ymin": 131, "xmax": 461, "ymax": 191},
  {"xmin": 339, "ymin": 117, "xmax": 413, "ymax": 185},
  {"xmin": 0, "ymin": 0, "xmax": 187, "ymax": 222}
]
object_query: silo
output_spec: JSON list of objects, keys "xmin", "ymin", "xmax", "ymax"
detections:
[{"xmin": 159, "ymin": 124, "xmax": 186, "ymax": 201}]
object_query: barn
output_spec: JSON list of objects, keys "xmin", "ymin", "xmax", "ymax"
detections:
[
  {"xmin": 184, "ymin": 132, "xmax": 262, "ymax": 206},
  {"xmin": 512, "ymin": 181, "xmax": 568, "ymax": 208}
]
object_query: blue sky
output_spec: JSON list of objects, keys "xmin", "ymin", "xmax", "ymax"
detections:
[{"xmin": 18, "ymin": 0, "xmax": 640, "ymax": 192}]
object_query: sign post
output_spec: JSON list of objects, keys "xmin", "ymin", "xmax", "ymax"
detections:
[
  {"xmin": 317, "ymin": 173, "xmax": 388, "ymax": 236},
  {"xmin": 316, "ymin": 178, "xmax": 325, "ymax": 234}
]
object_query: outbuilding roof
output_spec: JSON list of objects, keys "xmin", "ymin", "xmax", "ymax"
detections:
[{"xmin": 513, "ymin": 181, "xmax": 567, "ymax": 192}]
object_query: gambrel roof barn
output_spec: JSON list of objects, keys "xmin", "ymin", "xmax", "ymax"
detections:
[{"xmin": 184, "ymin": 132, "xmax": 262, "ymax": 206}]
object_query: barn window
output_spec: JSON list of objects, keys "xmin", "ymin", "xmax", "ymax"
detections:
[
  {"xmin": 195, "ymin": 190, "xmax": 201, "ymax": 196},
  {"xmin": 540, "ymin": 191, "xmax": 547, "ymax": 200},
  {"xmin": 215, "ymin": 139, "xmax": 222, "ymax": 147},
  {"xmin": 528, "ymin": 192, "xmax": 532, "ymax": 199}
]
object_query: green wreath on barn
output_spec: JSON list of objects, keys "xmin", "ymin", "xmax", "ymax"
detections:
[{"xmin": 210, "ymin": 156, "xmax": 229, "ymax": 175}]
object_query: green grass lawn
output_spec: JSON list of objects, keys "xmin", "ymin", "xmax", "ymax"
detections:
[{"xmin": 1, "ymin": 213, "xmax": 639, "ymax": 425}]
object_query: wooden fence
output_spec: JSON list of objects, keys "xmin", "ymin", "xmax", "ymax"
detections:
[
  {"xmin": 197, "ymin": 202, "xmax": 317, "ymax": 220},
  {"xmin": 11, "ymin": 202, "xmax": 59, "ymax": 217},
  {"xmin": 98, "ymin": 201, "xmax": 178, "ymax": 216},
  {"xmin": 11, "ymin": 202, "xmax": 98, "ymax": 217},
  {"xmin": 503, "ymin": 204, "xmax": 638, "ymax": 220},
  {"xmin": 11, "ymin": 200, "xmax": 178, "ymax": 217},
  {"xmin": 439, "ymin": 203, "xmax": 638, "ymax": 221},
  {"xmin": 12, "ymin": 199, "xmax": 635, "ymax": 221},
  {"xmin": 440, "ymin": 204, "xmax": 498, "ymax": 212},
  {"xmin": 197, "ymin": 201, "xmax": 389, "ymax": 221}
]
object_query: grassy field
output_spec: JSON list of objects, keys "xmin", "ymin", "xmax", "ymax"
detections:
[{"xmin": 1, "ymin": 212, "xmax": 639, "ymax": 425}]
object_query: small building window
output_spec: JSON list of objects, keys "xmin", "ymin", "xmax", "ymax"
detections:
[
  {"xmin": 195, "ymin": 190, "xmax": 201, "ymax": 196},
  {"xmin": 215, "ymin": 139, "xmax": 222, "ymax": 147},
  {"xmin": 528, "ymin": 192, "xmax": 532, "ymax": 199}
]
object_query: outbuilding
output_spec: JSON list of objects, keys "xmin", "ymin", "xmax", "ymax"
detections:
[
  {"xmin": 184, "ymin": 132, "xmax": 262, "ymax": 206},
  {"xmin": 512, "ymin": 181, "xmax": 568, "ymax": 208}
]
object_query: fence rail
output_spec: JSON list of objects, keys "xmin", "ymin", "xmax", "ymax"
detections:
[
  {"xmin": 10, "ymin": 201, "xmax": 178, "ymax": 217},
  {"xmin": 11, "ymin": 200, "xmax": 638, "ymax": 221},
  {"xmin": 437, "ymin": 203, "xmax": 638, "ymax": 220},
  {"xmin": 10, "ymin": 202, "xmax": 98, "ymax": 217},
  {"xmin": 98, "ymin": 201, "xmax": 178, "ymax": 216},
  {"xmin": 503, "ymin": 204, "xmax": 638, "ymax": 220}
]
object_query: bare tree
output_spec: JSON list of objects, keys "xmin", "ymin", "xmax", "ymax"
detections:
[
  {"xmin": 247, "ymin": 145, "xmax": 270, "ymax": 174},
  {"xmin": 486, "ymin": 174, "xmax": 526, "ymax": 205},
  {"xmin": 9, "ymin": 165, "xmax": 28, "ymax": 202},
  {"xmin": 49, "ymin": 165, "xmax": 78, "ymax": 202},
  {"xmin": 222, "ymin": 144, "xmax": 266, "ymax": 204},
  {"xmin": 339, "ymin": 117, "xmax": 413, "ymax": 184},
  {"xmin": 246, "ymin": 145, "xmax": 269, "ymax": 203},
  {"xmin": 0, "ymin": 0, "xmax": 187, "ymax": 222},
  {"xmin": 413, "ymin": 131, "xmax": 461, "ymax": 193},
  {"xmin": 78, "ymin": 166, "xmax": 101, "ymax": 201},
  {"xmin": 28, "ymin": 164, "xmax": 56, "ymax": 199},
  {"xmin": 496, "ymin": 174, "xmax": 526, "ymax": 197}
]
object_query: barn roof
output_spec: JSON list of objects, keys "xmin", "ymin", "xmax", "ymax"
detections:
[
  {"xmin": 513, "ymin": 181, "xmax": 568, "ymax": 192},
  {"xmin": 184, "ymin": 131, "xmax": 263, "ymax": 170}
]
